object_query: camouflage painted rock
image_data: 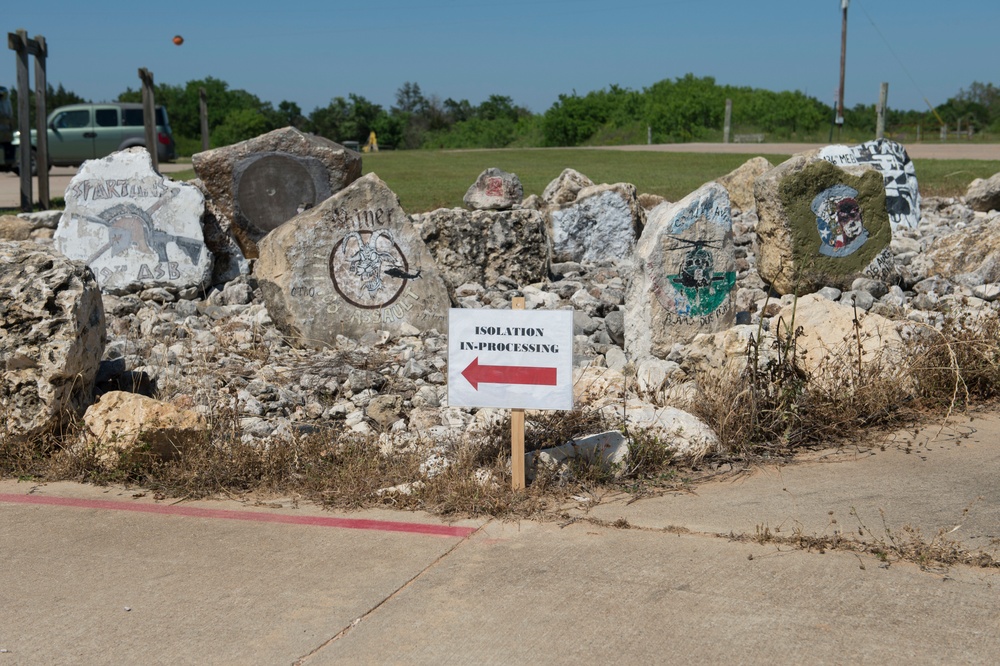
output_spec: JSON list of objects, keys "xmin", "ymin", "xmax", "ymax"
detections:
[
  {"xmin": 411, "ymin": 207, "xmax": 548, "ymax": 296},
  {"xmin": 549, "ymin": 183, "xmax": 644, "ymax": 263},
  {"xmin": 0, "ymin": 241, "xmax": 106, "ymax": 443},
  {"xmin": 625, "ymin": 182, "xmax": 736, "ymax": 358},
  {"xmin": 54, "ymin": 148, "xmax": 212, "ymax": 295},
  {"xmin": 192, "ymin": 127, "xmax": 362, "ymax": 258},
  {"xmin": 754, "ymin": 156, "xmax": 895, "ymax": 295},
  {"xmin": 716, "ymin": 156, "xmax": 772, "ymax": 212},
  {"xmin": 463, "ymin": 168, "xmax": 523, "ymax": 211},
  {"xmin": 256, "ymin": 174, "xmax": 450, "ymax": 346},
  {"xmin": 819, "ymin": 139, "xmax": 921, "ymax": 229}
]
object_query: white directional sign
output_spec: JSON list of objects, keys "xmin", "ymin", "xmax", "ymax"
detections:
[{"xmin": 448, "ymin": 308, "xmax": 574, "ymax": 410}]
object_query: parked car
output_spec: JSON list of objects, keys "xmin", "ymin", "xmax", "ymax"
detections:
[{"xmin": 9, "ymin": 102, "xmax": 176, "ymax": 175}]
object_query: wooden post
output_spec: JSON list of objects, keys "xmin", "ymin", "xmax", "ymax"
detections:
[
  {"xmin": 33, "ymin": 35, "xmax": 48, "ymax": 209},
  {"xmin": 511, "ymin": 296, "xmax": 526, "ymax": 491},
  {"xmin": 723, "ymin": 98, "xmax": 732, "ymax": 144},
  {"xmin": 138, "ymin": 67, "xmax": 158, "ymax": 171},
  {"xmin": 199, "ymin": 87, "xmax": 210, "ymax": 151},
  {"xmin": 875, "ymin": 82, "xmax": 888, "ymax": 140},
  {"xmin": 10, "ymin": 30, "xmax": 31, "ymax": 212}
]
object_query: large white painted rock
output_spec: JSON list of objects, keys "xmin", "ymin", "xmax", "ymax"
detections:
[
  {"xmin": 193, "ymin": 127, "xmax": 362, "ymax": 258},
  {"xmin": 256, "ymin": 173, "xmax": 451, "ymax": 346},
  {"xmin": 1, "ymin": 241, "xmax": 106, "ymax": 443},
  {"xmin": 625, "ymin": 182, "xmax": 736, "ymax": 358},
  {"xmin": 54, "ymin": 148, "xmax": 212, "ymax": 295},
  {"xmin": 549, "ymin": 183, "xmax": 644, "ymax": 263},
  {"xmin": 754, "ymin": 155, "xmax": 895, "ymax": 295},
  {"xmin": 819, "ymin": 139, "xmax": 921, "ymax": 230}
]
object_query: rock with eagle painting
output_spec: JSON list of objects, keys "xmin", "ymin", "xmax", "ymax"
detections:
[
  {"xmin": 255, "ymin": 173, "xmax": 450, "ymax": 346},
  {"xmin": 754, "ymin": 156, "xmax": 895, "ymax": 295},
  {"xmin": 625, "ymin": 182, "xmax": 736, "ymax": 359},
  {"xmin": 54, "ymin": 148, "xmax": 212, "ymax": 295}
]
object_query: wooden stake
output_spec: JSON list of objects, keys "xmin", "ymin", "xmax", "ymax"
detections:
[{"xmin": 511, "ymin": 297, "xmax": 526, "ymax": 491}]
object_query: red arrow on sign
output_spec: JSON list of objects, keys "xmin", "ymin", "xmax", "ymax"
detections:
[{"xmin": 461, "ymin": 357, "xmax": 558, "ymax": 391}]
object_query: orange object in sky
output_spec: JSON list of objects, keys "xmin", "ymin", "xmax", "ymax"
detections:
[{"xmin": 172, "ymin": 35, "xmax": 184, "ymax": 45}]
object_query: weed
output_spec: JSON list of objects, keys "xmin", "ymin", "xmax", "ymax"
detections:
[{"xmin": 907, "ymin": 310, "xmax": 1000, "ymax": 409}]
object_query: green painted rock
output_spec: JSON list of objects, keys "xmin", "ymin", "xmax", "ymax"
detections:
[
  {"xmin": 754, "ymin": 156, "xmax": 895, "ymax": 295},
  {"xmin": 625, "ymin": 182, "xmax": 736, "ymax": 358}
]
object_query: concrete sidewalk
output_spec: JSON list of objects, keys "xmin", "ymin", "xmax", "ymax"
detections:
[{"xmin": 1, "ymin": 414, "xmax": 998, "ymax": 665}]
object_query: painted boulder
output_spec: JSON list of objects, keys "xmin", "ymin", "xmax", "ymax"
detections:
[
  {"xmin": 754, "ymin": 156, "xmax": 895, "ymax": 295},
  {"xmin": 819, "ymin": 139, "xmax": 920, "ymax": 230},
  {"xmin": 625, "ymin": 182, "xmax": 736, "ymax": 358},
  {"xmin": 463, "ymin": 168, "xmax": 523, "ymax": 211},
  {"xmin": 54, "ymin": 148, "xmax": 212, "ymax": 295},
  {"xmin": 255, "ymin": 173, "xmax": 450, "ymax": 347},
  {"xmin": 192, "ymin": 127, "xmax": 362, "ymax": 258}
]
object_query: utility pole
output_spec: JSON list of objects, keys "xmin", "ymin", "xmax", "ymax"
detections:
[{"xmin": 836, "ymin": 0, "xmax": 849, "ymax": 140}]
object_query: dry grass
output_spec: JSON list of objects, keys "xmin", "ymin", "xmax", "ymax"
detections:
[
  {"xmin": 4, "ymin": 299, "xmax": 1000, "ymax": 521},
  {"xmin": 694, "ymin": 304, "xmax": 1000, "ymax": 459},
  {"xmin": 742, "ymin": 503, "xmax": 998, "ymax": 571}
]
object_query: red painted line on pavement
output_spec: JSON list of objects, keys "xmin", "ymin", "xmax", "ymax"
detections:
[{"xmin": 0, "ymin": 493, "xmax": 477, "ymax": 538}]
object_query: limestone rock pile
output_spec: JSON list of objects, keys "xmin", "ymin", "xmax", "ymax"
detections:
[
  {"xmin": 6, "ymin": 138, "xmax": 1000, "ymax": 475},
  {"xmin": 0, "ymin": 242, "xmax": 106, "ymax": 442}
]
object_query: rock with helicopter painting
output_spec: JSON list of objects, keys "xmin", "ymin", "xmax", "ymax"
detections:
[
  {"xmin": 255, "ymin": 173, "xmax": 450, "ymax": 347},
  {"xmin": 624, "ymin": 182, "xmax": 736, "ymax": 359}
]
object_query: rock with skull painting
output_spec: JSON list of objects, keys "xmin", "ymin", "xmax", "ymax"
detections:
[
  {"xmin": 255, "ymin": 173, "xmax": 451, "ymax": 346},
  {"xmin": 754, "ymin": 156, "xmax": 896, "ymax": 295}
]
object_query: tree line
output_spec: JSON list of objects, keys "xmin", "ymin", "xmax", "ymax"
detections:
[{"xmin": 9, "ymin": 75, "xmax": 1000, "ymax": 154}]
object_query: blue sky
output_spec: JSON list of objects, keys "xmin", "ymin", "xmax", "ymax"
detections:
[{"xmin": 6, "ymin": 0, "xmax": 997, "ymax": 115}]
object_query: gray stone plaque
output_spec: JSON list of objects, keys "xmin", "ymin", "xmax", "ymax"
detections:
[{"xmin": 233, "ymin": 152, "xmax": 332, "ymax": 237}]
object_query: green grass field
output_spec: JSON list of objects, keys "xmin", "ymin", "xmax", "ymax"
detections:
[
  {"xmin": 358, "ymin": 149, "xmax": 1000, "ymax": 214},
  {"xmin": 8, "ymin": 149, "xmax": 998, "ymax": 217}
]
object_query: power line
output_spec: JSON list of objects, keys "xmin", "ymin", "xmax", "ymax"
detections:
[{"xmin": 853, "ymin": 0, "xmax": 944, "ymax": 124}]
